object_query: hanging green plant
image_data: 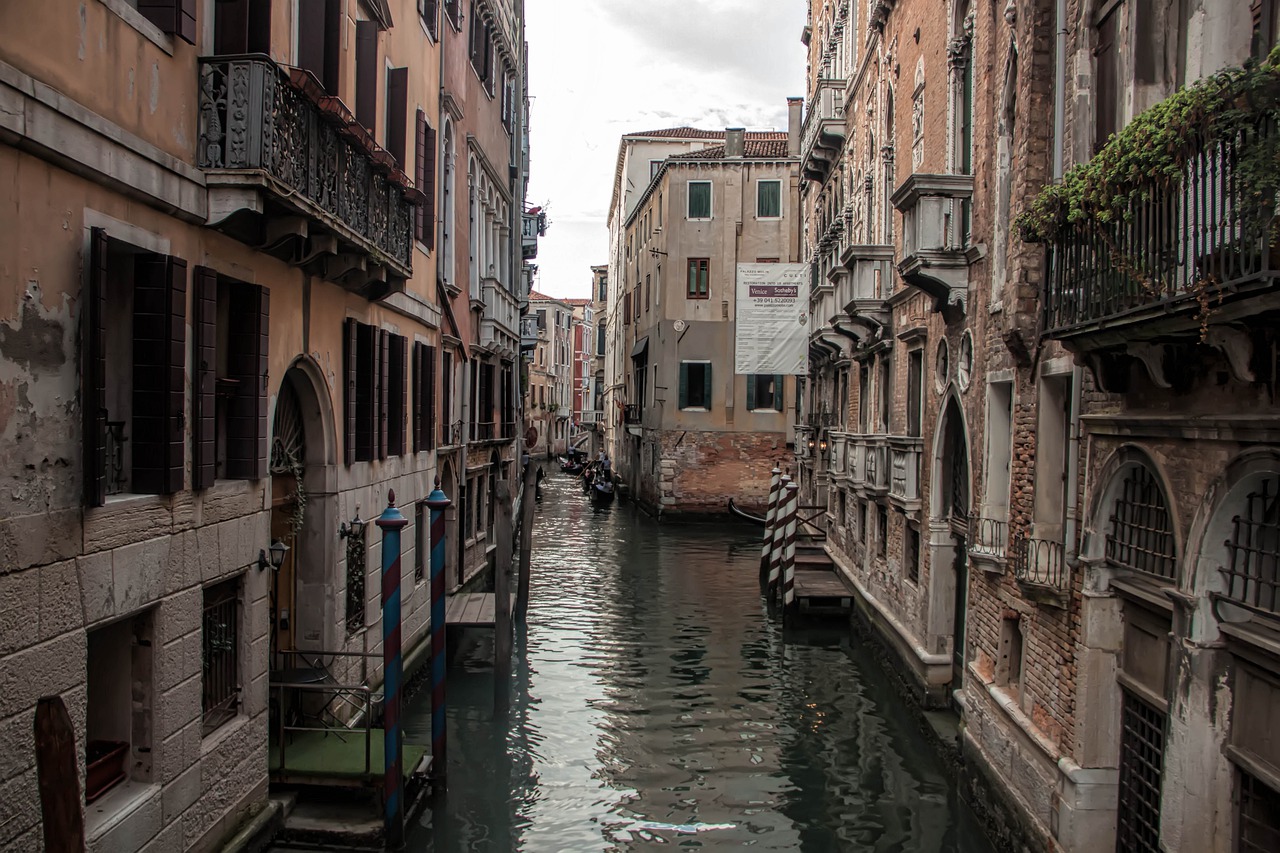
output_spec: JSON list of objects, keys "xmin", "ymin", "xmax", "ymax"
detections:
[{"xmin": 1017, "ymin": 46, "xmax": 1280, "ymax": 245}]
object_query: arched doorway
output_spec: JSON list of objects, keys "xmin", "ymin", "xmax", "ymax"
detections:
[
  {"xmin": 269, "ymin": 362, "xmax": 338, "ymax": 664},
  {"xmin": 928, "ymin": 394, "xmax": 971, "ymax": 688}
]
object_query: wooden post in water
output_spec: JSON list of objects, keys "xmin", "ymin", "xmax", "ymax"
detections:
[
  {"xmin": 781, "ymin": 483, "xmax": 799, "ymax": 620},
  {"xmin": 375, "ymin": 490, "xmax": 409, "ymax": 848},
  {"xmin": 759, "ymin": 467, "xmax": 782, "ymax": 577},
  {"xmin": 424, "ymin": 478, "xmax": 453, "ymax": 789},
  {"xmin": 494, "ymin": 479, "xmax": 514, "ymax": 708},
  {"xmin": 34, "ymin": 696, "xmax": 84, "ymax": 853},
  {"xmin": 768, "ymin": 475, "xmax": 791, "ymax": 596},
  {"xmin": 516, "ymin": 459, "xmax": 537, "ymax": 620}
]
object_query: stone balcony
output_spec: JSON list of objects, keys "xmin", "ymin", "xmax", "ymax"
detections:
[
  {"xmin": 890, "ymin": 173, "xmax": 976, "ymax": 313},
  {"xmin": 480, "ymin": 278, "xmax": 520, "ymax": 358},
  {"xmin": 197, "ymin": 55, "xmax": 417, "ymax": 296},
  {"xmin": 800, "ymin": 78, "xmax": 846, "ymax": 184},
  {"xmin": 834, "ymin": 243, "xmax": 894, "ymax": 345},
  {"xmin": 848, "ymin": 434, "xmax": 889, "ymax": 496},
  {"xmin": 887, "ymin": 437, "xmax": 923, "ymax": 512},
  {"xmin": 827, "ymin": 431, "xmax": 851, "ymax": 483}
]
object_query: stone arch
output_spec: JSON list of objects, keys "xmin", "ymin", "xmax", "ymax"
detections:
[
  {"xmin": 926, "ymin": 386, "xmax": 973, "ymax": 685},
  {"xmin": 929, "ymin": 386, "xmax": 972, "ymax": 522},
  {"xmin": 1182, "ymin": 449, "xmax": 1280, "ymax": 644},
  {"xmin": 268, "ymin": 359, "xmax": 341, "ymax": 659},
  {"xmin": 1081, "ymin": 444, "xmax": 1182, "ymax": 585}
]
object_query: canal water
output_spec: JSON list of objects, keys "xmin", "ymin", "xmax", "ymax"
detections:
[{"xmin": 404, "ymin": 472, "xmax": 995, "ymax": 852}]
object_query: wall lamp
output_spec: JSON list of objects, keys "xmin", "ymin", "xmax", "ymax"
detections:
[
  {"xmin": 819, "ymin": 438, "xmax": 829, "ymax": 454},
  {"xmin": 258, "ymin": 539, "xmax": 289, "ymax": 572},
  {"xmin": 339, "ymin": 508, "xmax": 366, "ymax": 540}
]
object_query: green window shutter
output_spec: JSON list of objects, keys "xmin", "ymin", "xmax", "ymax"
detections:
[
  {"xmin": 746, "ymin": 375, "xmax": 756, "ymax": 411},
  {"xmin": 774, "ymin": 375, "xmax": 785, "ymax": 411},
  {"xmin": 704, "ymin": 363, "xmax": 712, "ymax": 408},
  {"xmin": 679, "ymin": 363, "xmax": 688, "ymax": 408}
]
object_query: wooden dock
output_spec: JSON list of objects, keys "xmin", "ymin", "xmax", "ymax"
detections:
[
  {"xmin": 445, "ymin": 593, "xmax": 515, "ymax": 627},
  {"xmin": 793, "ymin": 568, "xmax": 853, "ymax": 614}
]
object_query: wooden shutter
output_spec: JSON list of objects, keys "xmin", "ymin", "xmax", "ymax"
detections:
[
  {"xmin": 225, "ymin": 283, "xmax": 269, "ymax": 480},
  {"xmin": 746, "ymin": 375, "xmax": 756, "ymax": 412},
  {"xmin": 132, "ymin": 253, "xmax": 187, "ymax": 495},
  {"xmin": 355, "ymin": 21, "xmax": 379, "ymax": 133},
  {"xmin": 415, "ymin": 112, "xmax": 428, "ymax": 243},
  {"xmin": 424, "ymin": 121, "xmax": 438, "ymax": 250},
  {"xmin": 412, "ymin": 342, "xmax": 424, "ymax": 451},
  {"xmin": 624, "ymin": 291, "xmax": 631, "ymax": 325},
  {"xmin": 387, "ymin": 67, "xmax": 408, "ymax": 168},
  {"xmin": 83, "ymin": 228, "xmax": 108, "ymax": 507},
  {"xmin": 774, "ymin": 375, "xmax": 785, "ymax": 411},
  {"xmin": 138, "ymin": 0, "xmax": 197, "ymax": 45},
  {"xmin": 192, "ymin": 267, "xmax": 218, "ymax": 490},
  {"xmin": 678, "ymin": 362, "xmax": 688, "ymax": 409},
  {"xmin": 354, "ymin": 323, "xmax": 376, "ymax": 461},
  {"xmin": 703, "ymin": 363, "xmax": 712, "ymax": 409},
  {"xmin": 388, "ymin": 334, "xmax": 406, "ymax": 456},
  {"xmin": 377, "ymin": 329, "xmax": 389, "ymax": 459},
  {"xmin": 441, "ymin": 350, "xmax": 451, "ymax": 445},
  {"xmin": 343, "ymin": 318, "xmax": 358, "ymax": 464}
]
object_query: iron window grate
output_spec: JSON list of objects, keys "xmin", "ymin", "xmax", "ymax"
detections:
[
  {"xmin": 1237, "ymin": 766, "xmax": 1280, "ymax": 853},
  {"xmin": 1116, "ymin": 689, "xmax": 1167, "ymax": 853},
  {"xmin": 1106, "ymin": 466, "xmax": 1176, "ymax": 579},
  {"xmin": 202, "ymin": 578, "xmax": 241, "ymax": 736},
  {"xmin": 1219, "ymin": 477, "xmax": 1280, "ymax": 615}
]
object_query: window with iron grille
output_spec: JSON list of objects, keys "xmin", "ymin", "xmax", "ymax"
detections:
[
  {"xmin": 202, "ymin": 577, "xmax": 242, "ymax": 736},
  {"xmin": 1237, "ymin": 766, "xmax": 1280, "ymax": 853},
  {"xmin": 905, "ymin": 523, "xmax": 920, "ymax": 582},
  {"xmin": 1116, "ymin": 689, "xmax": 1167, "ymax": 853},
  {"xmin": 1106, "ymin": 465, "xmax": 1177, "ymax": 580},
  {"xmin": 346, "ymin": 530, "xmax": 367, "ymax": 633},
  {"xmin": 1220, "ymin": 476, "xmax": 1280, "ymax": 615}
]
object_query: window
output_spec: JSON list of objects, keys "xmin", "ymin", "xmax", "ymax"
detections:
[
  {"xmin": 419, "ymin": 0, "xmax": 439, "ymax": 39},
  {"xmin": 388, "ymin": 334, "xmax": 407, "ymax": 455},
  {"xmin": 344, "ymin": 320, "xmax": 398, "ymax": 463},
  {"xmin": 192, "ymin": 267, "xmax": 269, "ymax": 489},
  {"xmin": 645, "ymin": 274, "xmax": 651, "ymax": 311},
  {"xmin": 687, "ymin": 258, "xmax": 709, "ymax": 299},
  {"xmin": 597, "ymin": 275, "xmax": 608, "ymax": 302},
  {"xmin": 650, "ymin": 159, "xmax": 663, "ymax": 181},
  {"xmin": 214, "ymin": 0, "xmax": 271, "ymax": 54},
  {"xmin": 355, "ymin": 20, "xmax": 379, "ymax": 133},
  {"xmin": 415, "ymin": 111, "xmax": 438, "ymax": 247},
  {"xmin": 679, "ymin": 362, "xmax": 711, "ymax": 410},
  {"xmin": 905, "ymin": 523, "xmax": 920, "ymax": 582},
  {"xmin": 415, "ymin": 501, "xmax": 428, "ymax": 583},
  {"xmin": 907, "ymin": 349, "xmax": 923, "ymax": 437},
  {"xmin": 345, "ymin": 526, "xmax": 366, "ymax": 632},
  {"xmin": 747, "ymin": 374, "xmax": 784, "ymax": 412},
  {"xmin": 1238, "ymin": 767, "xmax": 1280, "ymax": 853},
  {"xmin": 134, "ymin": 0, "xmax": 196, "ymax": 43},
  {"xmin": 441, "ymin": 350, "xmax": 453, "ymax": 444},
  {"xmin": 687, "ymin": 181, "xmax": 711, "ymax": 219},
  {"xmin": 878, "ymin": 356, "xmax": 891, "ymax": 432},
  {"xmin": 202, "ymin": 577, "xmax": 242, "ymax": 735},
  {"xmin": 877, "ymin": 505, "xmax": 888, "ymax": 558},
  {"xmin": 469, "ymin": 2, "xmax": 493, "ymax": 87},
  {"xmin": 386, "ymin": 67, "xmax": 408, "ymax": 167},
  {"xmin": 444, "ymin": 0, "xmax": 459, "ymax": 27},
  {"xmin": 84, "ymin": 229, "xmax": 190, "ymax": 504},
  {"xmin": 297, "ymin": 0, "xmax": 342, "ymax": 93},
  {"xmin": 596, "ymin": 321, "xmax": 606, "ymax": 357},
  {"xmin": 757, "ymin": 180, "xmax": 782, "ymax": 218},
  {"xmin": 1094, "ymin": 1, "xmax": 1123, "ymax": 154},
  {"xmin": 413, "ymin": 343, "xmax": 436, "ymax": 452},
  {"xmin": 87, "ymin": 610, "xmax": 156, "ymax": 797},
  {"xmin": 998, "ymin": 615, "xmax": 1024, "ymax": 698}
]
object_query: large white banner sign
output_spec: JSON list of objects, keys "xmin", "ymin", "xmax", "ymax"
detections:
[{"xmin": 734, "ymin": 263, "xmax": 810, "ymax": 375}]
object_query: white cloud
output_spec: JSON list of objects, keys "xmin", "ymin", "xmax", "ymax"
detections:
[{"xmin": 525, "ymin": 0, "xmax": 806, "ymax": 299}]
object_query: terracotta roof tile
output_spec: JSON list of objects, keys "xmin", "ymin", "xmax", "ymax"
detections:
[
  {"xmin": 625, "ymin": 127, "xmax": 788, "ymax": 141},
  {"xmin": 670, "ymin": 139, "xmax": 793, "ymax": 159}
]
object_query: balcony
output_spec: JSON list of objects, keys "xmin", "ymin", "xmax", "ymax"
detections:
[
  {"xmin": 969, "ymin": 515, "xmax": 1008, "ymax": 572},
  {"xmin": 891, "ymin": 173, "xmax": 976, "ymax": 313},
  {"xmin": 579, "ymin": 410, "xmax": 603, "ymax": 425},
  {"xmin": 887, "ymin": 437, "xmax": 923, "ymax": 511},
  {"xmin": 623, "ymin": 404, "xmax": 642, "ymax": 425},
  {"xmin": 480, "ymin": 279, "xmax": 520, "ymax": 358},
  {"xmin": 555, "ymin": 405, "xmax": 571, "ymax": 419},
  {"xmin": 834, "ymin": 243, "xmax": 894, "ymax": 345},
  {"xmin": 827, "ymin": 432, "xmax": 850, "ymax": 481},
  {"xmin": 801, "ymin": 78, "xmax": 846, "ymax": 184},
  {"xmin": 1010, "ymin": 531, "xmax": 1069, "ymax": 608},
  {"xmin": 1041, "ymin": 120, "xmax": 1280, "ymax": 361},
  {"xmin": 197, "ymin": 56, "xmax": 416, "ymax": 295},
  {"xmin": 794, "ymin": 424, "xmax": 814, "ymax": 460},
  {"xmin": 849, "ymin": 435, "xmax": 889, "ymax": 496}
]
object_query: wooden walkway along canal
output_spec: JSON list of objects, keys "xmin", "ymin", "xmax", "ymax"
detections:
[
  {"xmin": 445, "ymin": 592, "xmax": 516, "ymax": 627},
  {"xmin": 792, "ymin": 542, "xmax": 853, "ymax": 615}
]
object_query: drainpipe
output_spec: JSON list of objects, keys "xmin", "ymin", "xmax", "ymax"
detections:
[{"xmin": 1054, "ymin": 0, "xmax": 1085, "ymax": 561}]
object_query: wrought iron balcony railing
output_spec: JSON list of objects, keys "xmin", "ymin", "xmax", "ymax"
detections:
[
  {"xmin": 198, "ymin": 55, "xmax": 415, "ymax": 282},
  {"xmin": 623, "ymin": 404, "xmax": 642, "ymax": 425},
  {"xmin": 1043, "ymin": 120, "xmax": 1277, "ymax": 341},
  {"xmin": 1011, "ymin": 531, "xmax": 1067, "ymax": 590},
  {"xmin": 969, "ymin": 515, "xmax": 1008, "ymax": 566}
]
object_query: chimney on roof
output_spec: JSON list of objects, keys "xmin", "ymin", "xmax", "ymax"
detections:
[
  {"xmin": 725, "ymin": 127, "xmax": 745, "ymax": 158},
  {"xmin": 787, "ymin": 97, "xmax": 803, "ymax": 156}
]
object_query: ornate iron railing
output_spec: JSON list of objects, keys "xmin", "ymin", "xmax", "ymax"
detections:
[
  {"xmin": 1044, "ymin": 120, "xmax": 1276, "ymax": 336},
  {"xmin": 104, "ymin": 419, "xmax": 127, "ymax": 496},
  {"xmin": 198, "ymin": 55, "xmax": 414, "ymax": 273},
  {"xmin": 623, "ymin": 404, "xmax": 642, "ymax": 424},
  {"xmin": 969, "ymin": 515, "xmax": 1008, "ymax": 560},
  {"xmin": 1010, "ymin": 531, "xmax": 1067, "ymax": 589}
]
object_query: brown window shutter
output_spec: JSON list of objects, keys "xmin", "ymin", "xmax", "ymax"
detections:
[
  {"xmin": 424, "ymin": 124, "xmax": 438, "ymax": 250},
  {"xmin": 412, "ymin": 342, "xmax": 424, "ymax": 451},
  {"xmin": 83, "ymin": 228, "xmax": 108, "ymax": 507},
  {"xmin": 377, "ymin": 329, "xmax": 389, "ymax": 459},
  {"xmin": 424, "ymin": 345, "xmax": 436, "ymax": 450},
  {"xmin": 387, "ymin": 67, "xmax": 408, "ymax": 168},
  {"xmin": 225, "ymin": 283, "xmax": 269, "ymax": 480},
  {"xmin": 388, "ymin": 334, "xmax": 406, "ymax": 456},
  {"xmin": 355, "ymin": 21, "xmax": 379, "ymax": 133},
  {"xmin": 355, "ymin": 322, "xmax": 376, "ymax": 462},
  {"xmin": 344, "ymin": 319, "xmax": 358, "ymax": 464},
  {"xmin": 192, "ymin": 266, "xmax": 218, "ymax": 490},
  {"xmin": 415, "ymin": 112, "xmax": 428, "ymax": 243},
  {"xmin": 138, "ymin": 0, "xmax": 197, "ymax": 45},
  {"xmin": 132, "ymin": 253, "xmax": 187, "ymax": 495}
]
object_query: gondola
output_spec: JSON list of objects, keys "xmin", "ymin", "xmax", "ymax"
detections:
[
  {"xmin": 727, "ymin": 498, "xmax": 766, "ymax": 526},
  {"xmin": 592, "ymin": 480, "xmax": 616, "ymax": 504}
]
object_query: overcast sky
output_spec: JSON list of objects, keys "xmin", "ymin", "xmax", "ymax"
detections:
[{"xmin": 523, "ymin": 0, "xmax": 808, "ymax": 300}]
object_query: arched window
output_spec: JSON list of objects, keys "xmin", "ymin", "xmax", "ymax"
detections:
[
  {"xmin": 1104, "ymin": 465, "xmax": 1176, "ymax": 580},
  {"xmin": 1219, "ymin": 475, "xmax": 1280, "ymax": 614}
]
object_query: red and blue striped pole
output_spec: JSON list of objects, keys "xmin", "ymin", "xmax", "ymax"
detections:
[
  {"xmin": 424, "ymin": 478, "xmax": 452, "ymax": 790},
  {"xmin": 375, "ymin": 489, "xmax": 409, "ymax": 848}
]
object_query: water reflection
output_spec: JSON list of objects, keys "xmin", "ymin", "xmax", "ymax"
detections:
[{"xmin": 404, "ymin": 473, "xmax": 993, "ymax": 851}]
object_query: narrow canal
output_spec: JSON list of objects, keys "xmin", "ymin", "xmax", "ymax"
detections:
[{"xmin": 404, "ymin": 472, "xmax": 995, "ymax": 851}]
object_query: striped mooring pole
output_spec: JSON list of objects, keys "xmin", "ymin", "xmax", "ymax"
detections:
[
  {"xmin": 781, "ymin": 482, "xmax": 799, "ymax": 619},
  {"xmin": 759, "ymin": 467, "xmax": 782, "ymax": 576},
  {"xmin": 425, "ymin": 478, "xmax": 453, "ymax": 791},
  {"xmin": 768, "ymin": 475, "xmax": 791, "ymax": 595},
  {"xmin": 375, "ymin": 489, "xmax": 409, "ymax": 848}
]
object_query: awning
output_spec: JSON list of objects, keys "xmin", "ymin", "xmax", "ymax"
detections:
[{"xmin": 630, "ymin": 336, "xmax": 649, "ymax": 359}]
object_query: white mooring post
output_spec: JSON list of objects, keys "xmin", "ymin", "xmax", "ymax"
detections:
[
  {"xmin": 759, "ymin": 467, "xmax": 782, "ymax": 576},
  {"xmin": 781, "ymin": 482, "xmax": 799, "ymax": 619},
  {"xmin": 768, "ymin": 475, "xmax": 791, "ymax": 594}
]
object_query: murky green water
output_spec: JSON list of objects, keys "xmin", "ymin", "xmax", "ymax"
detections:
[{"xmin": 404, "ymin": 473, "xmax": 994, "ymax": 851}]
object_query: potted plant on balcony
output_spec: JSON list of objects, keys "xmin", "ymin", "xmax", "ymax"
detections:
[{"xmin": 85, "ymin": 739, "xmax": 129, "ymax": 802}]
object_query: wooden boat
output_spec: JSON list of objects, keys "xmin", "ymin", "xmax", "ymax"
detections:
[
  {"xmin": 592, "ymin": 480, "xmax": 616, "ymax": 504},
  {"xmin": 727, "ymin": 498, "xmax": 766, "ymax": 526}
]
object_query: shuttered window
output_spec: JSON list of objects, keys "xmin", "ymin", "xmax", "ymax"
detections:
[
  {"xmin": 746, "ymin": 375, "xmax": 784, "ymax": 412},
  {"xmin": 297, "ymin": 0, "xmax": 341, "ymax": 93},
  {"xmin": 345, "ymin": 320, "xmax": 378, "ymax": 463},
  {"xmin": 415, "ymin": 111, "xmax": 438, "ymax": 248},
  {"xmin": 386, "ymin": 67, "xmax": 408, "ymax": 168},
  {"xmin": 355, "ymin": 20, "xmax": 379, "ymax": 134},
  {"xmin": 413, "ymin": 342, "xmax": 436, "ymax": 452},
  {"xmin": 388, "ymin": 334, "xmax": 407, "ymax": 457},
  {"xmin": 192, "ymin": 267, "xmax": 218, "ymax": 490},
  {"xmin": 343, "ymin": 319, "xmax": 358, "ymax": 464},
  {"xmin": 138, "ymin": 0, "xmax": 197, "ymax": 44},
  {"xmin": 132, "ymin": 253, "xmax": 187, "ymax": 495},
  {"xmin": 1093, "ymin": 2, "xmax": 1123, "ymax": 154},
  {"xmin": 224, "ymin": 283, "xmax": 269, "ymax": 480},
  {"xmin": 83, "ymin": 229, "xmax": 109, "ymax": 507},
  {"xmin": 419, "ymin": 0, "xmax": 439, "ymax": 39},
  {"xmin": 441, "ymin": 350, "xmax": 453, "ymax": 445},
  {"xmin": 679, "ymin": 362, "xmax": 711, "ymax": 410},
  {"xmin": 213, "ymin": 0, "xmax": 271, "ymax": 54},
  {"xmin": 377, "ymin": 329, "xmax": 390, "ymax": 459}
]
